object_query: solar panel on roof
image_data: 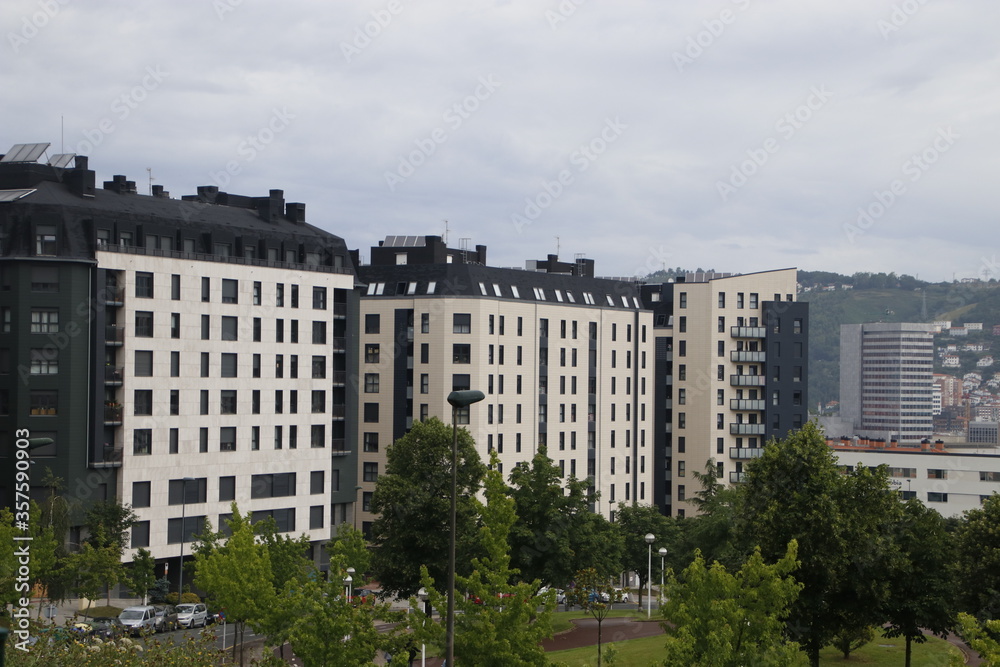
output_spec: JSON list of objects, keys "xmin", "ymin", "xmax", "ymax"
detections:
[
  {"xmin": 48, "ymin": 153, "xmax": 76, "ymax": 168},
  {"xmin": 1, "ymin": 143, "xmax": 50, "ymax": 163},
  {"xmin": 0, "ymin": 189, "xmax": 37, "ymax": 202}
]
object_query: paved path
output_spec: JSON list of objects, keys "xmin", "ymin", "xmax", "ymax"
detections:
[{"xmin": 541, "ymin": 616, "xmax": 665, "ymax": 652}]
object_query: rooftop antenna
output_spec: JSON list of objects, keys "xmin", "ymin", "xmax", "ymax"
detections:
[
  {"xmin": 146, "ymin": 168, "xmax": 153, "ymax": 196},
  {"xmin": 61, "ymin": 115, "xmax": 64, "ymax": 153},
  {"xmin": 443, "ymin": 220, "xmax": 449, "ymax": 245},
  {"xmin": 555, "ymin": 236, "xmax": 560, "ymax": 257}
]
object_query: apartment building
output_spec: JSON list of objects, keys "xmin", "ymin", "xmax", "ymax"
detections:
[
  {"xmin": 352, "ymin": 236, "xmax": 655, "ymax": 528},
  {"xmin": 640, "ymin": 269, "xmax": 809, "ymax": 516},
  {"xmin": 0, "ymin": 145, "xmax": 357, "ymax": 573},
  {"xmin": 840, "ymin": 323, "xmax": 936, "ymax": 442}
]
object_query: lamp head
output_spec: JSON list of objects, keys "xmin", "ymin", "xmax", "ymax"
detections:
[
  {"xmin": 659, "ymin": 547, "xmax": 668, "ymax": 557},
  {"xmin": 448, "ymin": 390, "xmax": 485, "ymax": 408},
  {"xmin": 645, "ymin": 533, "xmax": 655, "ymax": 545}
]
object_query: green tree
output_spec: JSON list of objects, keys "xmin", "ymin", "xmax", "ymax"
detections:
[
  {"xmin": 83, "ymin": 499, "xmax": 136, "ymax": 552},
  {"xmin": 735, "ymin": 423, "xmax": 900, "ymax": 667},
  {"xmin": 509, "ymin": 447, "xmax": 622, "ymax": 587},
  {"xmin": 328, "ymin": 523, "xmax": 370, "ymax": 581},
  {"xmin": 414, "ymin": 454, "xmax": 555, "ymax": 665},
  {"xmin": 369, "ymin": 417, "xmax": 486, "ymax": 598},
  {"xmin": 953, "ymin": 613, "xmax": 1000, "ymax": 666},
  {"xmin": 615, "ymin": 502, "xmax": 677, "ymax": 611},
  {"xmin": 566, "ymin": 568, "xmax": 617, "ymax": 667},
  {"xmin": 124, "ymin": 547, "xmax": 157, "ymax": 604},
  {"xmin": 67, "ymin": 543, "xmax": 121, "ymax": 610},
  {"xmin": 956, "ymin": 493, "xmax": 1000, "ymax": 619},
  {"xmin": 0, "ymin": 508, "xmax": 19, "ymax": 611},
  {"xmin": 193, "ymin": 505, "xmax": 276, "ymax": 667},
  {"xmin": 883, "ymin": 498, "xmax": 957, "ymax": 667},
  {"xmin": 682, "ymin": 459, "xmax": 742, "ymax": 569},
  {"xmin": 660, "ymin": 543, "xmax": 802, "ymax": 667},
  {"xmin": 830, "ymin": 624, "xmax": 875, "ymax": 660}
]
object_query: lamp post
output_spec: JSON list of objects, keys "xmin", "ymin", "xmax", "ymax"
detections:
[
  {"xmin": 645, "ymin": 533, "xmax": 655, "ymax": 619},
  {"xmin": 446, "ymin": 389, "xmax": 485, "ymax": 666},
  {"xmin": 417, "ymin": 587, "xmax": 429, "ymax": 667},
  {"xmin": 346, "ymin": 567, "xmax": 355, "ymax": 599},
  {"xmin": 344, "ymin": 574, "xmax": 353, "ymax": 600},
  {"xmin": 178, "ymin": 477, "xmax": 196, "ymax": 598},
  {"xmin": 658, "ymin": 547, "xmax": 668, "ymax": 608}
]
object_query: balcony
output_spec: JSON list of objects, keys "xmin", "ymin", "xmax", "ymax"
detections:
[
  {"xmin": 730, "ymin": 423, "xmax": 766, "ymax": 435},
  {"xmin": 332, "ymin": 337, "xmax": 347, "ymax": 352},
  {"xmin": 730, "ymin": 350, "xmax": 766, "ymax": 363},
  {"xmin": 104, "ymin": 366, "xmax": 124, "ymax": 386},
  {"xmin": 331, "ymin": 370, "xmax": 347, "ymax": 386},
  {"xmin": 332, "ymin": 302, "xmax": 347, "ymax": 318},
  {"xmin": 730, "ymin": 447, "xmax": 764, "ymax": 460},
  {"xmin": 730, "ymin": 374, "xmax": 765, "ymax": 387},
  {"xmin": 103, "ymin": 405, "xmax": 123, "ymax": 425},
  {"xmin": 91, "ymin": 444, "xmax": 123, "ymax": 469},
  {"xmin": 105, "ymin": 325, "xmax": 124, "ymax": 346},
  {"xmin": 101, "ymin": 285, "xmax": 123, "ymax": 306},
  {"xmin": 730, "ymin": 399, "xmax": 765, "ymax": 411},
  {"xmin": 331, "ymin": 439, "xmax": 348, "ymax": 454},
  {"xmin": 330, "ymin": 404, "xmax": 346, "ymax": 420},
  {"xmin": 729, "ymin": 471, "xmax": 747, "ymax": 483},
  {"xmin": 731, "ymin": 326, "xmax": 766, "ymax": 339}
]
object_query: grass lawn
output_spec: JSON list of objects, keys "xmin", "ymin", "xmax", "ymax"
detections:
[
  {"xmin": 550, "ymin": 609, "xmax": 648, "ymax": 634},
  {"xmin": 75, "ymin": 604, "xmax": 123, "ymax": 618},
  {"xmin": 546, "ymin": 633, "xmax": 962, "ymax": 666}
]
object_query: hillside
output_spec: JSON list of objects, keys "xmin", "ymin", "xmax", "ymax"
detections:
[{"xmin": 800, "ymin": 279, "xmax": 1000, "ymax": 410}]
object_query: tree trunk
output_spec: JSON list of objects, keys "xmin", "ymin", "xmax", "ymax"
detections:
[
  {"xmin": 597, "ymin": 620, "xmax": 603, "ymax": 667},
  {"xmin": 808, "ymin": 638, "xmax": 820, "ymax": 667},
  {"xmin": 905, "ymin": 635, "xmax": 912, "ymax": 667}
]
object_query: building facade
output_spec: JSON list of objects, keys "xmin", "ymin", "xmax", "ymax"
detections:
[
  {"xmin": 840, "ymin": 323, "xmax": 936, "ymax": 442},
  {"xmin": 352, "ymin": 236, "xmax": 655, "ymax": 528},
  {"xmin": 641, "ymin": 270, "xmax": 808, "ymax": 516},
  {"xmin": 0, "ymin": 146, "xmax": 357, "ymax": 574}
]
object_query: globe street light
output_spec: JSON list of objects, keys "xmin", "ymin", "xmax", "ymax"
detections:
[
  {"xmin": 645, "ymin": 533, "xmax": 655, "ymax": 618},
  {"xmin": 343, "ymin": 574, "xmax": 353, "ymax": 600},
  {"xmin": 446, "ymin": 389, "xmax": 485, "ymax": 666},
  {"xmin": 417, "ymin": 587, "xmax": 429, "ymax": 667},
  {"xmin": 658, "ymin": 547, "xmax": 668, "ymax": 607},
  {"xmin": 346, "ymin": 567, "xmax": 355, "ymax": 599}
]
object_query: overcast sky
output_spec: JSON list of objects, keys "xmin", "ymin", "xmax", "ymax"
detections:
[{"xmin": 4, "ymin": 1, "xmax": 998, "ymax": 282}]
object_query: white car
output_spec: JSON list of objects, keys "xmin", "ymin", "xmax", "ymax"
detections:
[
  {"xmin": 175, "ymin": 603, "xmax": 208, "ymax": 628},
  {"xmin": 118, "ymin": 605, "xmax": 158, "ymax": 635},
  {"xmin": 614, "ymin": 588, "xmax": 630, "ymax": 603}
]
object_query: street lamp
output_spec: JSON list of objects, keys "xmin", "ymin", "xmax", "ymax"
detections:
[
  {"xmin": 446, "ymin": 389, "xmax": 485, "ymax": 667},
  {"xmin": 645, "ymin": 533, "xmax": 655, "ymax": 619},
  {"xmin": 417, "ymin": 587, "xmax": 429, "ymax": 667},
  {"xmin": 178, "ymin": 477, "xmax": 196, "ymax": 598},
  {"xmin": 658, "ymin": 547, "xmax": 668, "ymax": 608},
  {"xmin": 346, "ymin": 567, "xmax": 355, "ymax": 599},
  {"xmin": 344, "ymin": 574, "xmax": 353, "ymax": 600}
]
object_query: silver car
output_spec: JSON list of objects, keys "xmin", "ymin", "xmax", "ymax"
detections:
[
  {"xmin": 118, "ymin": 605, "xmax": 158, "ymax": 635},
  {"xmin": 175, "ymin": 603, "xmax": 208, "ymax": 628}
]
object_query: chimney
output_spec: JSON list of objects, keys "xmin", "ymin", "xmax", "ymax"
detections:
[
  {"xmin": 151, "ymin": 184, "xmax": 169, "ymax": 198},
  {"xmin": 103, "ymin": 175, "xmax": 132, "ymax": 194},
  {"xmin": 286, "ymin": 202, "xmax": 305, "ymax": 224},
  {"xmin": 67, "ymin": 156, "xmax": 95, "ymax": 198},
  {"xmin": 256, "ymin": 189, "xmax": 284, "ymax": 222},
  {"xmin": 196, "ymin": 185, "xmax": 219, "ymax": 203}
]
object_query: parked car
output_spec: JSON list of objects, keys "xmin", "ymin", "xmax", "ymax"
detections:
[
  {"xmin": 175, "ymin": 602, "xmax": 208, "ymax": 628},
  {"xmin": 118, "ymin": 605, "xmax": 158, "ymax": 635},
  {"xmin": 153, "ymin": 604, "xmax": 179, "ymax": 632},
  {"xmin": 86, "ymin": 616, "xmax": 125, "ymax": 640},
  {"xmin": 613, "ymin": 588, "xmax": 630, "ymax": 603}
]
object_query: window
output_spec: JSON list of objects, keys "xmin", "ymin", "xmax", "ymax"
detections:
[
  {"xmin": 678, "ymin": 316, "xmax": 686, "ymax": 333},
  {"xmin": 35, "ymin": 225, "xmax": 57, "ymax": 255},
  {"xmin": 365, "ymin": 344, "xmax": 380, "ymax": 363},
  {"xmin": 292, "ymin": 320, "xmax": 301, "ymax": 343},
  {"xmin": 31, "ymin": 308, "xmax": 61, "ymax": 333},
  {"xmin": 364, "ymin": 403, "xmax": 379, "ymax": 423},
  {"xmin": 453, "ymin": 313, "xmax": 471, "ymax": 334},
  {"xmin": 200, "ymin": 352, "xmax": 210, "ymax": 377},
  {"xmin": 30, "ymin": 266, "xmax": 58, "ymax": 292},
  {"xmin": 200, "ymin": 390, "xmax": 209, "ymax": 415},
  {"xmin": 678, "ymin": 485, "xmax": 686, "ymax": 501},
  {"xmin": 678, "ymin": 341, "xmax": 686, "ymax": 357},
  {"xmin": 310, "ymin": 506, "xmax": 325, "ymax": 530},
  {"xmin": 221, "ymin": 353, "xmax": 238, "ymax": 378},
  {"xmin": 310, "ymin": 471, "xmax": 325, "ymax": 494},
  {"xmin": 251, "ymin": 426, "xmax": 259, "ymax": 450},
  {"xmin": 363, "ymin": 432, "xmax": 379, "ymax": 453},
  {"xmin": 678, "ymin": 413, "xmax": 686, "ymax": 429},
  {"xmin": 135, "ymin": 272, "xmax": 154, "ymax": 298},
  {"xmin": 170, "ymin": 351, "xmax": 180, "ymax": 377},
  {"xmin": 251, "ymin": 473, "xmax": 296, "ymax": 499},
  {"xmin": 132, "ymin": 481, "xmax": 151, "ymax": 508},
  {"xmin": 274, "ymin": 425, "xmax": 283, "ymax": 449},
  {"xmin": 131, "ymin": 521, "xmax": 150, "ymax": 548},
  {"xmin": 221, "ymin": 390, "xmax": 237, "ymax": 414},
  {"xmin": 201, "ymin": 314, "xmax": 210, "ymax": 340},
  {"xmin": 133, "ymin": 429, "xmax": 152, "ymax": 455},
  {"xmin": 134, "ymin": 350, "xmax": 153, "ymax": 377},
  {"xmin": 134, "ymin": 390, "xmax": 152, "ymax": 416},
  {"xmin": 677, "ymin": 388, "xmax": 685, "ymax": 405},
  {"xmin": 679, "ymin": 292, "xmax": 687, "ymax": 308},
  {"xmin": 253, "ymin": 281, "xmax": 261, "ymax": 305},
  {"xmin": 365, "ymin": 314, "xmax": 380, "ymax": 334},
  {"xmin": 452, "ymin": 374, "xmax": 471, "ymax": 391},
  {"xmin": 420, "ymin": 373, "xmax": 429, "ymax": 394},
  {"xmin": 749, "ymin": 293, "xmax": 758, "ymax": 309},
  {"xmin": 219, "ymin": 476, "xmax": 236, "ymax": 501},
  {"xmin": 291, "ymin": 284, "xmax": 299, "ymax": 307},
  {"xmin": 310, "ymin": 424, "xmax": 325, "ymax": 449},
  {"xmin": 312, "ymin": 321, "xmax": 327, "ymax": 344},
  {"xmin": 310, "ymin": 356, "xmax": 326, "ymax": 379},
  {"xmin": 312, "ymin": 286, "xmax": 327, "ymax": 309},
  {"xmin": 135, "ymin": 311, "xmax": 153, "ymax": 337},
  {"xmin": 927, "ymin": 492, "xmax": 948, "ymax": 503},
  {"xmin": 219, "ymin": 279, "xmax": 237, "ymax": 304},
  {"xmin": 312, "ymin": 390, "xmax": 327, "ymax": 413},
  {"xmin": 170, "ymin": 312, "xmax": 180, "ymax": 339},
  {"xmin": 201, "ymin": 277, "xmax": 211, "ymax": 302},
  {"xmin": 220, "ymin": 427, "xmax": 237, "ymax": 451},
  {"xmin": 220, "ymin": 316, "xmax": 238, "ymax": 341},
  {"xmin": 453, "ymin": 344, "xmax": 471, "ymax": 364},
  {"xmin": 276, "ymin": 283, "xmax": 285, "ymax": 306},
  {"xmin": 29, "ymin": 390, "xmax": 57, "ymax": 415},
  {"xmin": 363, "ymin": 462, "xmax": 379, "ymax": 482},
  {"xmin": 170, "ymin": 390, "xmax": 179, "ymax": 415},
  {"xmin": 29, "ymin": 346, "xmax": 59, "ymax": 375}
]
